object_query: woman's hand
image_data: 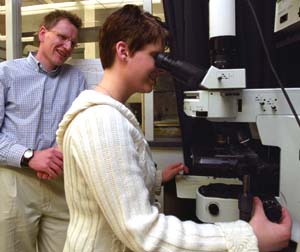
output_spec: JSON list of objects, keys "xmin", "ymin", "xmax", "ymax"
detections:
[
  {"xmin": 249, "ymin": 197, "xmax": 292, "ymax": 252},
  {"xmin": 162, "ymin": 162, "xmax": 189, "ymax": 184}
]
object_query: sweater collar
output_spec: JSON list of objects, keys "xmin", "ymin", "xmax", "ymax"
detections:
[{"xmin": 56, "ymin": 90, "xmax": 141, "ymax": 147}]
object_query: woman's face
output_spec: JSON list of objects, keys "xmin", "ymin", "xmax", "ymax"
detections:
[{"xmin": 126, "ymin": 42, "xmax": 164, "ymax": 93}]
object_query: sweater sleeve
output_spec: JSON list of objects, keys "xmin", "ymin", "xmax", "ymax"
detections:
[{"xmin": 67, "ymin": 105, "xmax": 258, "ymax": 252}]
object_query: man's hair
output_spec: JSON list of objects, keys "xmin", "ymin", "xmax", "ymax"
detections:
[
  {"xmin": 40, "ymin": 9, "xmax": 82, "ymax": 30},
  {"xmin": 99, "ymin": 4, "xmax": 169, "ymax": 69}
]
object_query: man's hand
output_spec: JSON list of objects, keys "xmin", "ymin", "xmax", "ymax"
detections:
[
  {"xmin": 27, "ymin": 147, "xmax": 63, "ymax": 180},
  {"xmin": 162, "ymin": 162, "xmax": 189, "ymax": 184}
]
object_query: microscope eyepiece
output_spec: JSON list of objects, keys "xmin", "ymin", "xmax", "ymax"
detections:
[
  {"xmin": 155, "ymin": 53, "xmax": 177, "ymax": 72},
  {"xmin": 155, "ymin": 53, "xmax": 207, "ymax": 89}
]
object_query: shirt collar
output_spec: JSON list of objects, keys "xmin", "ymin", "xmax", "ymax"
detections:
[{"xmin": 27, "ymin": 52, "xmax": 62, "ymax": 77}]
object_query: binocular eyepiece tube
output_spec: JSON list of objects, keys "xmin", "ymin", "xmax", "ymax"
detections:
[{"xmin": 155, "ymin": 53, "xmax": 207, "ymax": 89}]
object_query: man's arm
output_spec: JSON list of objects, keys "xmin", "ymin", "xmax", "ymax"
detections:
[
  {"xmin": 0, "ymin": 80, "xmax": 63, "ymax": 178},
  {"xmin": 0, "ymin": 80, "xmax": 28, "ymax": 167}
]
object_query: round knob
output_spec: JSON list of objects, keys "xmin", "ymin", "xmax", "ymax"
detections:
[{"xmin": 208, "ymin": 203, "xmax": 219, "ymax": 216}]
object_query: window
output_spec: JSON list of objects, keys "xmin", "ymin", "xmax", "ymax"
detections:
[
  {"xmin": 0, "ymin": 0, "xmax": 5, "ymax": 61},
  {"xmin": 3, "ymin": 0, "xmax": 180, "ymax": 140},
  {"xmin": 20, "ymin": 0, "xmax": 163, "ymax": 60}
]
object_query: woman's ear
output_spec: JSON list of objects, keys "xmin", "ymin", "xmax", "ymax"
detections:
[{"xmin": 115, "ymin": 41, "xmax": 129, "ymax": 62}]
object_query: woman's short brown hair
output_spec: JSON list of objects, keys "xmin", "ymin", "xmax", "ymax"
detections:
[{"xmin": 99, "ymin": 4, "xmax": 169, "ymax": 69}]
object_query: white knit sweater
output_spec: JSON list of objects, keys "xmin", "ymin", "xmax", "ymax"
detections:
[{"xmin": 56, "ymin": 90, "xmax": 258, "ymax": 252}]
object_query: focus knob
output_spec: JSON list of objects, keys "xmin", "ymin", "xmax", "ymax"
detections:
[{"xmin": 208, "ymin": 203, "xmax": 219, "ymax": 216}]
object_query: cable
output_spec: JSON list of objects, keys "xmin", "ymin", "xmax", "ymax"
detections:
[
  {"xmin": 95, "ymin": 0, "xmax": 125, "ymax": 9},
  {"xmin": 244, "ymin": 0, "xmax": 300, "ymax": 128},
  {"xmin": 95, "ymin": 0, "xmax": 108, "ymax": 9}
]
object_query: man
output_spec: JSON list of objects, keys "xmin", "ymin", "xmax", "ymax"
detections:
[{"xmin": 0, "ymin": 10, "xmax": 87, "ymax": 252}]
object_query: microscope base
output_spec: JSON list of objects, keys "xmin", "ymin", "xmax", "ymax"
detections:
[{"xmin": 196, "ymin": 185, "xmax": 239, "ymax": 223}]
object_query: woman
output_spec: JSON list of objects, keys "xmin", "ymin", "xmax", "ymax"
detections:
[{"xmin": 56, "ymin": 4, "xmax": 291, "ymax": 252}]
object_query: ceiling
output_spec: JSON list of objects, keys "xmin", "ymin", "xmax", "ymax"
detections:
[
  {"xmin": 22, "ymin": 0, "xmax": 77, "ymax": 6},
  {"xmin": 0, "ymin": 0, "xmax": 164, "ymax": 44},
  {"xmin": 0, "ymin": 0, "xmax": 67, "ymax": 6},
  {"xmin": 2, "ymin": 0, "xmax": 158, "ymax": 7}
]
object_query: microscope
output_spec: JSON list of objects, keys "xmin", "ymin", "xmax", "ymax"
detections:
[{"xmin": 156, "ymin": 0, "xmax": 300, "ymax": 242}]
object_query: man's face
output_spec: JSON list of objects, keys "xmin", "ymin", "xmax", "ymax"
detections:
[{"xmin": 37, "ymin": 18, "xmax": 78, "ymax": 71}]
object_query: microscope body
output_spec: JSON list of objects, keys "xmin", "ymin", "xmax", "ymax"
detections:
[
  {"xmin": 184, "ymin": 83, "xmax": 300, "ymax": 241},
  {"xmin": 154, "ymin": 0, "xmax": 300, "ymax": 241}
]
